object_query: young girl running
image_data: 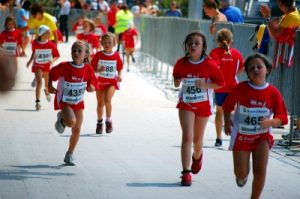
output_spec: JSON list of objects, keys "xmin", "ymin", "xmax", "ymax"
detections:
[
  {"xmin": 223, "ymin": 53, "xmax": 288, "ymax": 199},
  {"xmin": 209, "ymin": 28, "xmax": 244, "ymax": 147},
  {"xmin": 48, "ymin": 40, "xmax": 98, "ymax": 165},
  {"xmin": 72, "ymin": 15, "xmax": 85, "ymax": 39},
  {"xmin": 172, "ymin": 31, "xmax": 224, "ymax": 186},
  {"xmin": 93, "ymin": 16, "xmax": 107, "ymax": 45},
  {"xmin": 26, "ymin": 25, "xmax": 60, "ymax": 111},
  {"xmin": 122, "ymin": 21, "xmax": 138, "ymax": 72},
  {"xmin": 0, "ymin": 16, "xmax": 25, "ymax": 56},
  {"xmin": 91, "ymin": 32, "xmax": 123, "ymax": 134}
]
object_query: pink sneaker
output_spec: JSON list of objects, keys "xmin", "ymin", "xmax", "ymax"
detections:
[
  {"xmin": 191, "ymin": 152, "xmax": 203, "ymax": 174},
  {"xmin": 181, "ymin": 171, "xmax": 192, "ymax": 186}
]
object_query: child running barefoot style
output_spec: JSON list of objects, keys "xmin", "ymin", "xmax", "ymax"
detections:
[
  {"xmin": 222, "ymin": 53, "xmax": 288, "ymax": 198},
  {"xmin": 91, "ymin": 32, "xmax": 123, "ymax": 134},
  {"xmin": 172, "ymin": 31, "xmax": 224, "ymax": 186},
  {"xmin": 48, "ymin": 40, "xmax": 98, "ymax": 165},
  {"xmin": 26, "ymin": 25, "xmax": 60, "ymax": 111},
  {"xmin": 209, "ymin": 28, "xmax": 244, "ymax": 147}
]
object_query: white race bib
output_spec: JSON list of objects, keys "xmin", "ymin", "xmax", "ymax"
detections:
[
  {"xmin": 182, "ymin": 78, "xmax": 207, "ymax": 103},
  {"xmin": 62, "ymin": 81, "xmax": 87, "ymax": 104},
  {"xmin": 35, "ymin": 49, "xmax": 52, "ymax": 64},
  {"xmin": 95, "ymin": 28, "xmax": 104, "ymax": 36},
  {"xmin": 97, "ymin": 60, "xmax": 117, "ymax": 79},
  {"xmin": 76, "ymin": 26, "xmax": 84, "ymax": 34},
  {"xmin": 238, "ymin": 105, "xmax": 271, "ymax": 135},
  {"xmin": 3, "ymin": 42, "xmax": 17, "ymax": 55}
]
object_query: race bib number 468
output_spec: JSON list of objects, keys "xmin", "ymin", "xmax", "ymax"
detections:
[
  {"xmin": 62, "ymin": 81, "xmax": 87, "ymax": 104},
  {"xmin": 97, "ymin": 60, "xmax": 117, "ymax": 79},
  {"xmin": 182, "ymin": 78, "xmax": 207, "ymax": 103}
]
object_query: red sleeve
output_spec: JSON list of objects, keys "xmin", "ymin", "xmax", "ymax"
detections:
[
  {"xmin": 72, "ymin": 23, "xmax": 77, "ymax": 32},
  {"xmin": 208, "ymin": 60, "xmax": 224, "ymax": 87},
  {"xmin": 209, "ymin": 48, "xmax": 221, "ymax": 66},
  {"xmin": 0, "ymin": 32, "xmax": 5, "ymax": 44},
  {"xmin": 272, "ymin": 88, "xmax": 288, "ymax": 125},
  {"xmin": 91, "ymin": 35, "xmax": 100, "ymax": 48},
  {"xmin": 51, "ymin": 43, "xmax": 60, "ymax": 58},
  {"xmin": 172, "ymin": 58, "xmax": 182, "ymax": 79},
  {"xmin": 222, "ymin": 85, "xmax": 240, "ymax": 112},
  {"xmin": 235, "ymin": 49, "xmax": 244, "ymax": 72},
  {"xmin": 91, "ymin": 53, "xmax": 99, "ymax": 71},
  {"xmin": 100, "ymin": 25, "xmax": 107, "ymax": 34},
  {"xmin": 133, "ymin": 28, "xmax": 138, "ymax": 36},
  {"xmin": 87, "ymin": 64, "xmax": 99, "ymax": 90},
  {"xmin": 49, "ymin": 63, "xmax": 63, "ymax": 82}
]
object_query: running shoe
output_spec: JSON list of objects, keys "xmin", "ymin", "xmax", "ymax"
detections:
[
  {"xmin": 44, "ymin": 89, "xmax": 51, "ymax": 102},
  {"xmin": 31, "ymin": 78, "xmax": 36, "ymax": 87},
  {"xmin": 64, "ymin": 151, "xmax": 75, "ymax": 166},
  {"xmin": 35, "ymin": 101, "xmax": 41, "ymax": 111},
  {"xmin": 236, "ymin": 177, "xmax": 247, "ymax": 187},
  {"xmin": 96, "ymin": 123, "xmax": 103, "ymax": 134},
  {"xmin": 55, "ymin": 111, "xmax": 65, "ymax": 134},
  {"xmin": 131, "ymin": 56, "xmax": 136, "ymax": 63},
  {"xmin": 181, "ymin": 171, "xmax": 192, "ymax": 186},
  {"xmin": 191, "ymin": 152, "xmax": 203, "ymax": 174},
  {"xmin": 105, "ymin": 121, "xmax": 113, "ymax": 133},
  {"xmin": 281, "ymin": 130, "xmax": 300, "ymax": 140},
  {"xmin": 214, "ymin": 138, "xmax": 222, "ymax": 147}
]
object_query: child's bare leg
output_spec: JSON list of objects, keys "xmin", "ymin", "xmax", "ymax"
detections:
[
  {"xmin": 35, "ymin": 69, "xmax": 43, "ymax": 100},
  {"xmin": 96, "ymin": 90, "xmax": 105, "ymax": 121},
  {"xmin": 193, "ymin": 116, "xmax": 209, "ymax": 159},
  {"xmin": 251, "ymin": 140, "xmax": 269, "ymax": 199},
  {"xmin": 233, "ymin": 150, "xmax": 250, "ymax": 184},
  {"xmin": 43, "ymin": 72, "xmax": 49, "ymax": 94},
  {"xmin": 179, "ymin": 109, "xmax": 195, "ymax": 170},
  {"xmin": 104, "ymin": 86, "xmax": 115, "ymax": 118},
  {"xmin": 215, "ymin": 105, "xmax": 223, "ymax": 141},
  {"xmin": 67, "ymin": 109, "xmax": 83, "ymax": 153}
]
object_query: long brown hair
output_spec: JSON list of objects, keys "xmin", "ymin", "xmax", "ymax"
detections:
[
  {"xmin": 72, "ymin": 40, "xmax": 91, "ymax": 64},
  {"xmin": 182, "ymin": 31, "xmax": 208, "ymax": 59}
]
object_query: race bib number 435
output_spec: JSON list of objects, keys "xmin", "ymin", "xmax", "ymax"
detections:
[
  {"xmin": 182, "ymin": 78, "xmax": 207, "ymax": 103},
  {"xmin": 35, "ymin": 49, "xmax": 52, "ymax": 64},
  {"xmin": 62, "ymin": 81, "xmax": 87, "ymax": 104},
  {"xmin": 238, "ymin": 105, "xmax": 271, "ymax": 135},
  {"xmin": 97, "ymin": 60, "xmax": 117, "ymax": 79}
]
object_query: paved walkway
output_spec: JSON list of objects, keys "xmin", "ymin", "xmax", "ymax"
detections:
[{"xmin": 0, "ymin": 37, "xmax": 299, "ymax": 199}]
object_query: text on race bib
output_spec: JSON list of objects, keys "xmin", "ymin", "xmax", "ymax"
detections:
[
  {"xmin": 97, "ymin": 60, "xmax": 117, "ymax": 79},
  {"xmin": 238, "ymin": 105, "xmax": 271, "ymax": 135},
  {"xmin": 3, "ymin": 42, "xmax": 17, "ymax": 55},
  {"xmin": 35, "ymin": 49, "xmax": 52, "ymax": 64},
  {"xmin": 182, "ymin": 78, "xmax": 207, "ymax": 103},
  {"xmin": 62, "ymin": 81, "xmax": 87, "ymax": 104}
]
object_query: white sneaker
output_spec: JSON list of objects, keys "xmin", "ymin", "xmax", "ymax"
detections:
[
  {"xmin": 64, "ymin": 151, "xmax": 75, "ymax": 166},
  {"xmin": 55, "ymin": 111, "xmax": 65, "ymax": 133},
  {"xmin": 46, "ymin": 94, "xmax": 51, "ymax": 102}
]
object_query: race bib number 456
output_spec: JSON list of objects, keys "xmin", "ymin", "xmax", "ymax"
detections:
[
  {"xmin": 97, "ymin": 60, "xmax": 117, "ymax": 79},
  {"xmin": 182, "ymin": 78, "xmax": 207, "ymax": 103},
  {"xmin": 238, "ymin": 105, "xmax": 271, "ymax": 135},
  {"xmin": 62, "ymin": 81, "xmax": 87, "ymax": 104}
]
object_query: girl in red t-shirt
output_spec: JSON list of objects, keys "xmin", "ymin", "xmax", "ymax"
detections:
[
  {"xmin": 209, "ymin": 28, "xmax": 244, "ymax": 147},
  {"xmin": 72, "ymin": 15, "xmax": 84, "ymax": 39},
  {"xmin": 48, "ymin": 40, "xmax": 98, "ymax": 165},
  {"xmin": 91, "ymin": 32, "xmax": 123, "ymax": 134},
  {"xmin": 26, "ymin": 25, "xmax": 60, "ymax": 110},
  {"xmin": 93, "ymin": 16, "xmax": 107, "ymax": 45},
  {"xmin": 122, "ymin": 22, "xmax": 138, "ymax": 72},
  {"xmin": 0, "ymin": 16, "xmax": 24, "ymax": 56},
  {"xmin": 172, "ymin": 31, "xmax": 224, "ymax": 186}
]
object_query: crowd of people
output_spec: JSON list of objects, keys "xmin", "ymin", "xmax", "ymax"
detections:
[{"xmin": 0, "ymin": 0, "xmax": 299, "ymax": 198}]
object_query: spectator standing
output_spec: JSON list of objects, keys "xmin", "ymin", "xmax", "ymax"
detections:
[
  {"xmin": 16, "ymin": 0, "xmax": 31, "ymax": 50},
  {"xmin": 91, "ymin": 0, "xmax": 110, "ymax": 12},
  {"xmin": 165, "ymin": 1, "xmax": 182, "ymax": 17},
  {"xmin": 203, "ymin": 0, "xmax": 227, "ymax": 35},
  {"xmin": 59, "ymin": 0, "xmax": 71, "ymax": 43},
  {"xmin": 107, "ymin": 0, "xmax": 118, "ymax": 33},
  {"xmin": 219, "ymin": 0, "xmax": 244, "ymax": 23}
]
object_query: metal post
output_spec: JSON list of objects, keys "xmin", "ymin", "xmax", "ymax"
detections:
[{"xmin": 188, "ymin": 0, "xmax": 203, "ymax": 19}]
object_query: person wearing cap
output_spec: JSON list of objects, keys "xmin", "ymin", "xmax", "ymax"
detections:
[
  {"xmin": 24, "ymin": 3, "xmax": 59, "ymax": 45},
  {"xmin": 26, "ymin": 25, "xmax": 60, "ymax": 111},
  {"xmin": 219, "ymin": 0, "xmax": 244, "ymax": 23}
]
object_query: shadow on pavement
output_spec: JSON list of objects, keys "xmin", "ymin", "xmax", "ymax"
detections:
[{"xmin": 4, "ymin": 108, "xmax": 36, "ymax": 112}]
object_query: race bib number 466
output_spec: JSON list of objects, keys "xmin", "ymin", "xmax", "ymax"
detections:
[
  {"xmin": 182, "ymin": 78, "xmax": 207, "ymax": 103},
  {"xmin": 238, "ymin": 105, "xmax": 271, "ymax": 135},
  {"xmin": 97, "ymin": 60, "xmax": 117, "ymax": 79},
  {"xmin": 62, "ymin": 81, "xmax": 87, "ymax": 104}
]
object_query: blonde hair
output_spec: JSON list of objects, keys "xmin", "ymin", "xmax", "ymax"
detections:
[
  {"xmin": 216, "ymin": 28, "xmax": 233, "ymax": 55},
  {"xmin": 72, "ymin": 40, "xmax": 91, "ymax": 64},
  {"xmin": 83, "ymin": 18, "xmax": 96, "ymax": 32},
  {"xmin": 101, "ymin": 32, "xmax": 116, "ymax": 46}
]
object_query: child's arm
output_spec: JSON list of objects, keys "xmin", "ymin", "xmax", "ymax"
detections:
[
  {"xmin": 195, "ymin": 79, "xmax": 223, "ymax": 89},
  {"xmin": 224, "ymin": 111, "xmax": 233, "ymax": 136},
  {"xmin": 26, "ymin": 52, "xmax": 34, "ymax": 68},
  {"xmin": 173, "ymin": 77, "xmax": 181, "ymax": 87},
  {"xmin": 260, "ymin": 118, "xmax": 282, "ymax": 129},
  {"xmin": 48, "ymin": 78, "xmax": 57, "ymax": 94},
  {"xmin": 117, "ymin": 70, "xmax": 122, "ymax": 82}
]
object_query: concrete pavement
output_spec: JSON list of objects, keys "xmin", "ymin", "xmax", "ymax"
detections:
[{"xmin": 0, "ymin": 37, "xmax": 299, "ymax": 199}]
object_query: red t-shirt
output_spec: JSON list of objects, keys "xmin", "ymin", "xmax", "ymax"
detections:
[
  {"xmin": 91, "ymin": 51, "xmax": 123, "ymax": 90},
  {"xmin": 49, "ymin": 61, "xmax": 98, "ymax": 110},
  {"xmin": 94, "ymin": 24, "xmax": 108, "ymax": 40},
  {"xmin": 107, "ymin": 7, "xmax": 117, "ymax": 27},
  {"xmin": 209, "ymin": 47, "xmax": 244, "ymax": 93},
  {"xmin": 223, "ymin": 81, "xmax": 288, "ymax": 150},
  {"xmin": 122, "ymin": 28, "xmax": 138, "ymax": 49},
  {"xmin": 77, "ymin": 32, "xmax": 100, "ymax": 54},
  {"xmin": 173, "ymin": 56, "xmax": 224, "ymax": 116},
  {"xmin": 31, "ymin": 40, "xmax": 60, "ymax": 72},
  {"xmin": 72, "ymin": 22, "xmax": 84, "ymax": 39},
  {"xmin": 0, "ymin": 29, "xmax": 22, "ymax": 56}
]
